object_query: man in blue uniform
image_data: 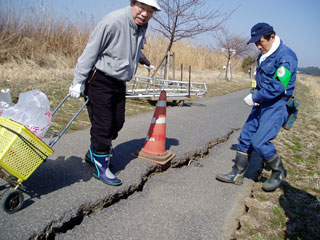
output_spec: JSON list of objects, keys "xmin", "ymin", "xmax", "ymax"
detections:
[
  {"xmin": 69, "ymin": 0, "xmax": 161, "ymax": 186},
  {"xmin": 216, "ymin": 23, "xmax": 298, "ymax": 192}
]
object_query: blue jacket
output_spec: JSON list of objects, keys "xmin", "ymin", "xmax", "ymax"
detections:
[{"xmin": 252, "ymin": 40, "xmax": 298, "ymax": 104}]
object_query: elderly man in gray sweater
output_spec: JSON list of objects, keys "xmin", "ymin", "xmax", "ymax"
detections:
[{"xmin": 69, "ymin": 0, "xmax": 161, "ymax": 186}]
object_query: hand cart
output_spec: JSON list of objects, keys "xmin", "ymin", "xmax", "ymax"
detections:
[{"xmin": 0, "ymin": 94, "xmax": 88, "ymax": 214}]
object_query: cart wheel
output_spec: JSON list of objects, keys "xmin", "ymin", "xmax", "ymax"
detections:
[
  {"xmin": 1, "ymin": 189, "xmax": 24, "ymax": 214},
  {"xmin": 178, "ymin": 100, "xmax": 184, "ymax": 107},
  {"xmin": 9, "ymin": 175, "xmax": 18, "ymax": 181}
]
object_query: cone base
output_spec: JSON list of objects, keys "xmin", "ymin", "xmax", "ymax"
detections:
[{"xmin": 131, "ymin": 150, "xmax": 175, "ymax": 165}]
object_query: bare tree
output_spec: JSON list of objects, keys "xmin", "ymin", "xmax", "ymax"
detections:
[
  {"xmin": 151, "ymin": 0, "xmax": 236, "ymax": 76},
  {"xmin": 214, "ymin": 27, "xmax": 249, "ymax": 80}
]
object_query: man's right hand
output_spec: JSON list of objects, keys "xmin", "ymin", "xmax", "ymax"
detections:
[
  {"xmin": 243, "ymin": 93, "xmax": 254, "ymax": 106},
  {"xmin": 69, "ymin": 83, "xmax": 85, "ymax": 99}
]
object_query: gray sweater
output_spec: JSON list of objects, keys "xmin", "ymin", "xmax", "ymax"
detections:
[{"xmin": 72, "ymin": 6, "xmax": 148, "ymax": 85}]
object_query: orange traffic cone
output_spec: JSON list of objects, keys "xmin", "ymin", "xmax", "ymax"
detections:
[{"xmin": 132, "ymin": 90, "xmax": 175, "ymax": 165}]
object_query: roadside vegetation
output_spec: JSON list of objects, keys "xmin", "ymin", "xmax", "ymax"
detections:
[
  {"xmin": 1, "ymin": 2, "xmax": 319, "ymax": 239},
  {"xmin": 298, "ymin": 66, "xmax": 320, "ymax": 76},
  {"xmin": 234, "ymin": 75, "xmax": 320, "ymax": 240},
  {"xmin": 0, "ymin": 0, "xmax": 247, "ymax": 132}
]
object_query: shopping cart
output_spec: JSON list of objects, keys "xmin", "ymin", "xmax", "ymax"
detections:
[{"xmin": 0, "ymin": 94, "xmax": 88, "ymax": 214}]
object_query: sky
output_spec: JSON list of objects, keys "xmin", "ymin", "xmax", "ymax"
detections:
[{"xmin": 5, "ymin": 0, "xmax": 320, "ymax": 68}]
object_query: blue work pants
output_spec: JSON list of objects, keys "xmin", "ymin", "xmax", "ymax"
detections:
[{"xmin": 237, "ymin": 100, "xmax": 288, "ymax": 161}]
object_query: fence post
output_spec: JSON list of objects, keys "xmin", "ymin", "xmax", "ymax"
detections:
[
  {"xmin": 172, "ymin": 52, "xmax": 175, "ymax": 80},
  {"xmin": 165, "ymin": 51, "xmax": 170, "ymax": 81},
  {"xmin": 188, "ymin": 66, "xmax": 191, "ymax": 98}
]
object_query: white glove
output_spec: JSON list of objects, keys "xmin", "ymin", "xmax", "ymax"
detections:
[
  {"xmin": 69, "ymin": 83, "xmax": 85, "ymax": 99},
  {"xmin": 149, "ymin": 65, "xmax": 155, "ymax": 70},
  {"xmin": 243, "ymin": 93, "xmax": 254, "ymax": 106}
]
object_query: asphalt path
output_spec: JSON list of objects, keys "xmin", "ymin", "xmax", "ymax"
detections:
[{"xmin": 0, "ymin": 89, "xmax": 258, "ymax": 240}]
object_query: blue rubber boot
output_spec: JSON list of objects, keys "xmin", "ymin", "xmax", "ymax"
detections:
[
  {"xmin": 92, "ymin": 150, "xmax": 122, "ymax": 186},
  {"xmin": 85, "ymin": 146, "xmax": 113, "ymax": 167}
]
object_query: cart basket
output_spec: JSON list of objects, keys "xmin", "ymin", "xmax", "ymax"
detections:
[{"xmin": 0, "ymin": 117, "xmax": 53, "ymax": 183}]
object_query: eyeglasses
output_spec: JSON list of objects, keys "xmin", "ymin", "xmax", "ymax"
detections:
[{"xmin": 135, "ymin": 2, "xmax": 156, "ymax": 16}]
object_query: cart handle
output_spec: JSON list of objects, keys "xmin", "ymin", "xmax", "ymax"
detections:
[{"xmin": 49, "ymin": 94, "xmax": 89, "ymax": 148}]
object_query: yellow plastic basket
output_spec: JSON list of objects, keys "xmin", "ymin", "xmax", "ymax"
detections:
[{"xmin": 0, "ymin": 117, "xmax": 53, "ymax": 183}]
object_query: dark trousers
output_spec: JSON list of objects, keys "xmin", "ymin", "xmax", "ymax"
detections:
[{"xmin": 87, "ymin": 69, "xmax": 126, "ymax": 153}]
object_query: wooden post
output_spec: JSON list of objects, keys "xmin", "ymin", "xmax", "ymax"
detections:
[
  {"xmin": 188, "ymin": 66, "xmax": 191, "ymax": 98},
  {"xmin": 164, "ymin": 55, "xmax": 168, "ymax": 80},
  {"xmin": 160, "ymin": 63, "xmax": 164, "ymax": 79},
  {"xmin": 172, "ymin": 52, "xmax": 175, "ymax": 80},
  {"xmin": 180, "ymin": 63, "xmax": 183, "ymax": 90},
  {"xmin": 166, "ymin": 51, "xmax": 170, "ymax": 80},
  {"xmin": 229, "ymin": 61, "xmax": 232, "ymax": 80}
]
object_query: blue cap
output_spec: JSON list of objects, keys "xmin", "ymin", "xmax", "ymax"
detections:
[{"xmin": 247, "ymin": 23, "xmax": 274, "ymax": 44}]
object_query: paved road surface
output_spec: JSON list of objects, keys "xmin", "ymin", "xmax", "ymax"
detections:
[{"xmin": 0, "ymin": 89, "xmax": 256, "ymax": 240}]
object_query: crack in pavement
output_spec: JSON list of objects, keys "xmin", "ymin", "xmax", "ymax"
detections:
[{"xmin": 32, "ymin": 129, "xmax": 238, "ymax": 240}]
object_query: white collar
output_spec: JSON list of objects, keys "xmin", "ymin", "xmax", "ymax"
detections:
[{"xmin": 259, "ymin": 35, "xmax": 281, "ymax": 64}]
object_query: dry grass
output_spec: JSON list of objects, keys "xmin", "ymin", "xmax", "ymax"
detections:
[
  {"xmin": 0, "ymin": 0, "xmax": 247, "ymax": 132},
  {"xmin": 0, "ymin": 1, "xmax": 243, "ymax": 78},
  {"xmin": 143, "ymin": 35, "xmax": 243, "ymax": 73},
  {"xmin": 0, "ymin": 0, "xmax": 91, "ymax": 68}
]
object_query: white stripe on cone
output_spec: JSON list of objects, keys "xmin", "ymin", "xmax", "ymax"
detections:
[
  {"xmin": 156, "ymin": 100, "xmax": 166, "ymax": 107},
  {"xmin": 146, "ymin": 136, "xmax": 156, "ymax": 141},
  {"xmin": 151, "ymin": 117, "xmax": 166, "ymax": 124}
]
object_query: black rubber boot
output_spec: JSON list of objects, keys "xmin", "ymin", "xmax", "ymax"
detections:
[
  {"xmin": 262, "ymin": 154, "xmax": 287, "ymax": 192},
  {"xmin": 216, "ymin": 151, "xmax": 249, "ymax": 185}
]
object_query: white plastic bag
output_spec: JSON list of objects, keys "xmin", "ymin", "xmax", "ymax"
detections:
[
  {"xmin": 2, "ymin": 89, "xmax": 51, "ymax": 139},
  {"xmin": 0, "ymin": 89, "xmax": 14, "ymax": 116}
]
